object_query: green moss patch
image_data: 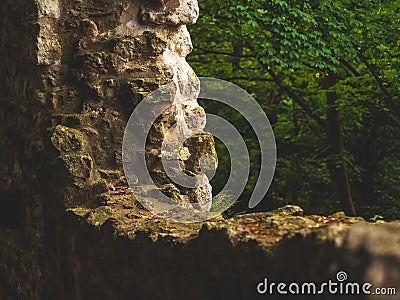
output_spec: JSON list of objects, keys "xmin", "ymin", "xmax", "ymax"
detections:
[
  {"xmin": 51, "ymin": 125, "xmax": 86, "ymax": 153},
  {"xmin": 59, "ymin": 154, "xmax": 93, "ymax": 179}
]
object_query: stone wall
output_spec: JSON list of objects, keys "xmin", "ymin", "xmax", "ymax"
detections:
[
  {"xmin": 0, "ymin": 0, "xmax": 214, "ymax": 297},
  {"xmin": 1, "ymin": 0, "xmax": 214, "ymax": 209}
]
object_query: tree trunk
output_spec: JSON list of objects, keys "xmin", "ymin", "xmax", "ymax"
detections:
[{"xmin": 324, "ymin": 76, "xmax": 356, "ymax": 216}]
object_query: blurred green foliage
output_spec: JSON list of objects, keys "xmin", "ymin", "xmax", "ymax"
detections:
[{"xmin": 188, "ymin": 0, "xmax": 400, "ymax": 220}]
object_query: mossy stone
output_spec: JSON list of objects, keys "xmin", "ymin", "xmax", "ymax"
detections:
[
  {"xmin": 98, "ymin": 169, "xmax": 122, "ymax": 180},
  {"xmin": 59, "ymin": 154, "xmax": 93, "ymax": 179},
  {"xmin": 160, "ymin": 183, "xmax": 181, "ymax": 202},
  {"xmin": 85, "ymin": 206, "xmax": 112, "ymax": 227},
  {"xmin": 51, "ymin": 125, "xmax": 86, "ymax": 152}
]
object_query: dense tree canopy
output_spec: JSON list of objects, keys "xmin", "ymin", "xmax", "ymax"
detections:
[{"xmin": 188, "ymin": 0, "xmax": 400, "ymax": 220}]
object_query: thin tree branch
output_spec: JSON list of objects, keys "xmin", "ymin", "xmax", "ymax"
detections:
[
  {"xmin": 339, "ymin": 58, "xmax": 361, "ymax": 77},
  {"xmin": 358, "ymin": 52, "xmax": 400, "ymax": 118},
  {"xmin": 277, "ymin": 140, "xmax": 319, "ymax": 152},
  {"xmin": 266, "ymin": 68, "xmax": 327, "ymax": 130},
  {"xmin": 221, "ymin": 76, "xmax": 274, "ymax": 82},
  {"xmin": 196, "ymin": 47, "xmax": 256, "ymax": 58}
]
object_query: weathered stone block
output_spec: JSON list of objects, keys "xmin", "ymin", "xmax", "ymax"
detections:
[
  {"xmin": 140, "ymin": 0, "xmax": 199, "ymax": 25},
  {"xmin": 51, "ymin": 125, "xmax": 86, "ymax": 153},
  {"xmin": 59, "ymin": 154, "xmax": 94, "ymax": 180}
]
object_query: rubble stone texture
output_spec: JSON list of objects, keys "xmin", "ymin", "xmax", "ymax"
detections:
[
  {"xmin": 0, "ymin": 1, "xmax": 399, "ymax": 300},
  {"xmin": 1, "ymin": 0, "xmax": 215, "ymax": 210}
]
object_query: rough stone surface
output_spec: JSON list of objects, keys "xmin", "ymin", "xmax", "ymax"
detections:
[
  {"xmin": 1, "ymin": 0, "xmax": 214, "ymax": 209},
  {"xmin": 0, "ymin": 0, "xmax": 214, "ymax": 297},
  {"xmin": 1, "ymin": 1, "xmax": 400, "ymax": 300},
  {"xmin": 140, "ymin": 0, "xmax": 199, "ymax": 26}
]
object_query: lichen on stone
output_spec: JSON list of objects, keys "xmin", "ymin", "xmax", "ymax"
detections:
[
  {"xmin": 98, "ymin": 169, "xmax": 122, "ymax": 180},
  {"xmin": 51, "ymin": 125, "xmax": 86, "ymax": 153},
  {"xmin": 160, "ymin": 183, "xmax": 181, "ymax": 202},
  {"xmin": 85, "ymin": 206, "xmax": 112, "ymax": 227},
  {"xmin": 59, "ymin": 154, "xmax": 93, "ymax": 179}
]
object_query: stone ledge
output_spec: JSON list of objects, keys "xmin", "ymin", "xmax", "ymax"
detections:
[{"xmin": 63, "ymin": 201, "xmax": 400, "ymax": 299}]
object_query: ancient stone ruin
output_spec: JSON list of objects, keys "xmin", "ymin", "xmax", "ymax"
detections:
[{"xmin": 0, "ymin": 0, "xmax": 399, "ymax": 299}]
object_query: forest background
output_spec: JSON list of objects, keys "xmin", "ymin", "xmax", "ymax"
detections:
[{"xmin": 187, "ymin": 0, "xmax": 400, "ymax": 220}]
